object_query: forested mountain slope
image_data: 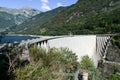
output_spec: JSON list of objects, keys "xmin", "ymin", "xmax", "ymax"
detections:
[
  {"xmin": 39, "ymin": 0, "xmax": 120, "ymax": 35},
  {"xmin": 10, "ymin": 7, "xmax": 65, "ymax": 34}
]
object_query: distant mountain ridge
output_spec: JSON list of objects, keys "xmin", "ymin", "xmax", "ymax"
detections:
[
  {"xmin": 0, "ymin": 7, "xmax": 41, "ymax": 28},
  {"xmin": 0, "ymin": 6, "xmax": 40, "ymax": 17},
  {"xmin": 11, "ymin": 0, "xmax": 120, "ymax": 35},
  {"xmin": 10, "ymin": 7, "xmax": 65, "ymax": 34}
]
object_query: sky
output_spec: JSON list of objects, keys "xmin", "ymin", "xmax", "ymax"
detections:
[{"xmin": 0, "ymin": 0, "xmax": 78, "ymax": 12}]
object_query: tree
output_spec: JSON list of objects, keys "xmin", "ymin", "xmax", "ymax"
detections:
[
  {"xmin": 0, "ymin": 43, "xmax": 23, "ymax": 80},
  {"xmin": 108, "ymin": 74, "xmax": 120, "ymax": 80},
  {"xmin": 80, "ymin": 56, "xmax": 94, "ymax": 70},
  {"xmin": 79, "ymin": 55, "xmax": 100, "ymax": 80},
  {"xmin": 14, "ymin": 46, "xmax": 78, "ymax": 80}
]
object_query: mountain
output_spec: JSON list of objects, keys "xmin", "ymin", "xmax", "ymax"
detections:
[
  {"xmin": 0, "ymin": 7, "xmax": 41, "ymax": 28},
  {"xmin": 11, "ymin": 0, "xmax": 120, "ymax": 35},
  {"xmin": 10, "ymin": 7, "xmax": 65, "ymax": 34},
  {"xmin": 0, "ymin": 12, "xmax": 15, "ymax": 28},
  {"xmin": 0, "ymin": 6, "xmax": 40, "ymax": 17},
  {"xmin": 2, "ymin": 0, "xmax": 120, "ymax": 78},
  {"xmin": 39, "ymin": 0, "xmax": 120, "ymax": 35},
  {"xmin": 11, "ymin": 0, "xmax": 120, "ymax": 55}
]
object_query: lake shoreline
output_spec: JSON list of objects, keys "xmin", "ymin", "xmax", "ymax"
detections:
[
  {"xmin": 0, "ymin": 35, "xmax": 38, "ymax": 44},
  {"xmin": 5, "ymin": 34, "xmax": 41, "ymax": 38}
]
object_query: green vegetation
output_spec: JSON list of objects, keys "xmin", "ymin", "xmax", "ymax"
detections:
[
  {"xmin": 0, "ymin": 43, "xmax": 23, "ymax": 80},
  {"xmin": 0, "ymin": 7, "xmax": 41, "ymax": 29},
  {"xmin": 0, "ymin": 12, "xmax": 15, "ymax": 28},
  {"xmin": 80, "ymin": 56, "xmax": 100, "ymax": 80},
  {"xmin": 10, "ymin": 0, "xmax": 120, "ymax": 36},
  {"xmin": 80, "ymin": 56, "xmax": 95, "ymax": 70},
  {"xmin": 0, "ymin": 0, "xmax": 120, "ymax": 79},
  {"xmin": 13, "ymin": 45, "xmax": 78, "ymax": 80},
  {"xmin": 108, "ymin": 74, "xmax": 120, "ymax": 80},
  {"xmin": 40, "ymin": 0, "xmax": 120, "ymax": 35},
  {"xmin": 2, "ymin": 44, "xmax": 114, "ymax": 80},
  {"xmin": 0, "ymin": 42, "xmax": 119, "ymax": 80},
  {"xmin": 10, "ymin": 7, "xmax": 65, "ymax": 34},
  {"xmin": 8, "ymin": 0, "xmax": 120, "ymax": 49},
  {"xmin": 112, "ymin": 33, "xmax": 120, "ymax": 49}
]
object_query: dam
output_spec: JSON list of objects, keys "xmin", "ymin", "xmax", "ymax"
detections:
[
  {"xmin": 48, "ymin": 35, "xmax": 97, "ymax": 63},
  {"xmin": 19, "ymin": 35, "xmax": 111, "ymax": 67},
  {"xmin": 47, "ymin": 35, "xmax": 110, "ymax": 67},
  {"xmin": 1, "ymin": 35, "xmax": 111, "ymax": 67}
]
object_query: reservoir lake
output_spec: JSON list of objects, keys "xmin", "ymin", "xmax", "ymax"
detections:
[{"xmin": 0, "ymin": 35, "xmax": 38, "ymax": 44}]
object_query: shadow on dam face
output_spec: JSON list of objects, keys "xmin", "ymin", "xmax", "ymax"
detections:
[{"xmin": 0, "ymin": 54, "xmax": 9, "ymax": 80}]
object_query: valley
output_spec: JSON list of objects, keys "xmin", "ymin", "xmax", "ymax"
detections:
[{"xmin": 0, "ymin": 0, "xmax": 120, "ymax": 80}]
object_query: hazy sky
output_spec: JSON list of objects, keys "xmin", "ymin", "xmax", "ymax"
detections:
[{"xmin": 0, "ymin": 0, "xmax": 78, "ymax": 11}]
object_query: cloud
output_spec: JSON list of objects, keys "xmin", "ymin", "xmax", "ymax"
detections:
[
  {"xmin": 41, "ymin": 3, "xmax": 51, "ymax": 10},
  {"xmin": 57, "ymin": 2, "xmax": 63, "ymax": 7},
  {"xmin": 41, "ymin": 0, "xmax": 51, "ymax": 11},
  {"xmin": 41, "ymin": 0, "xmax": 48, "ymax": 3}
]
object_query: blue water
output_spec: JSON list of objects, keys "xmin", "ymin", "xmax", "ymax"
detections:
[{"xmin": 0, "ymin": 36, "xmax": 37, "ymax": 44}]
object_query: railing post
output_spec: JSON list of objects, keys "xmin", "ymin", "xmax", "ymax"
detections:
[
  {"xmin": 82, "ymin": 70, "xmax": 88, "ymax": 80},
  {"xmin": 74, "ymin": 69, "xmax": 79, "ymax": 80}
]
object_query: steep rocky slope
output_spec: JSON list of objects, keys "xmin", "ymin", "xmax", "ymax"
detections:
[
  {"xmin": 98, "ymin": 39, "xmax": 120, "ymax": 79},
  {"xmin": 0, "ymin": 7, "xmax": 40, "ymax": 28}
]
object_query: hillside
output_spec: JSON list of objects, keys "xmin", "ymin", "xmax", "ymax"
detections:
[
  {"xmin": 40, "ymin": 0, "xmax": 120, "ymax": 35},
  {"xmin": 10, "ymin": 7, "xmax": 65, "ymax": 34},
  {"xmin": 0, "ymin": 12, "xmax": 15, "ymax": 28},
  {"xmin": 11, "ymin": 0, "xmax": 120, "ymax": 35},
  {"xmin": 2, "ymin": 0, "xmax": 120, "ymax": 80},
  {"xmin": 11, "ymin": 0, "xmax": 120, "ymax": 50},
  {"xmin": 0, "ymin": 7, "xmax": 40, "ymax": 29}
]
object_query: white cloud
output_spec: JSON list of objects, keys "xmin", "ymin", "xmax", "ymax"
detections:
[
  {"xmin": 57, "ymin": 2, "xmax": 63, "ymax": 7},
  {"xmin": 41, "ymin": 3, "xmax": 51, "ymax": 10},
  {"xmin": 41, "ymin": 0, "xmax": 48, "ymax": 3},
  {"xmin": 41, "ymin": 0, "xmax": 51, "ymax": 11}
]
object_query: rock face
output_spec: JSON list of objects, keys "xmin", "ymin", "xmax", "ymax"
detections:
[
  {"xmin": 106, "ymin": 43, "xmax": 120, "ymax": 62},
  {"xmin": 0, "ymin": 6, "xmax": 40, "ymax": 17},
  {"xmin": 0, "ymin": 7, "xmax": 41, "ymax": 27},
  {"xmin": 98, "ymin": 42, "xmax": 120, "ymax": 78}
]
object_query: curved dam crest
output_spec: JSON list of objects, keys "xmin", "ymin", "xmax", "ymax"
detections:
[
  {"xmin": 0, "ymin": 35, "xmax": 111, "ymax": 68},
  {"xmin": 34, "ymin": 35, "xmax": 110, "ymax": 67}
]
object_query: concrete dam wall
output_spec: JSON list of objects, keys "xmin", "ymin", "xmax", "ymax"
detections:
[
  {"xmin": 48, "ymin": 35, "xmax": 99, "ymax": 67},
  {"xmin": 48, "ymin": 35, "xmax": 110, "ymax": 67},
  {"xmin": 19, "ymin": 35, "xmax": 111, "ymax": 67}
]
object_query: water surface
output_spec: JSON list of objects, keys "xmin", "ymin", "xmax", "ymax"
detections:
[{"xmin": 0, "ymin": 36, "xmax": 37, "ymax": 44}]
